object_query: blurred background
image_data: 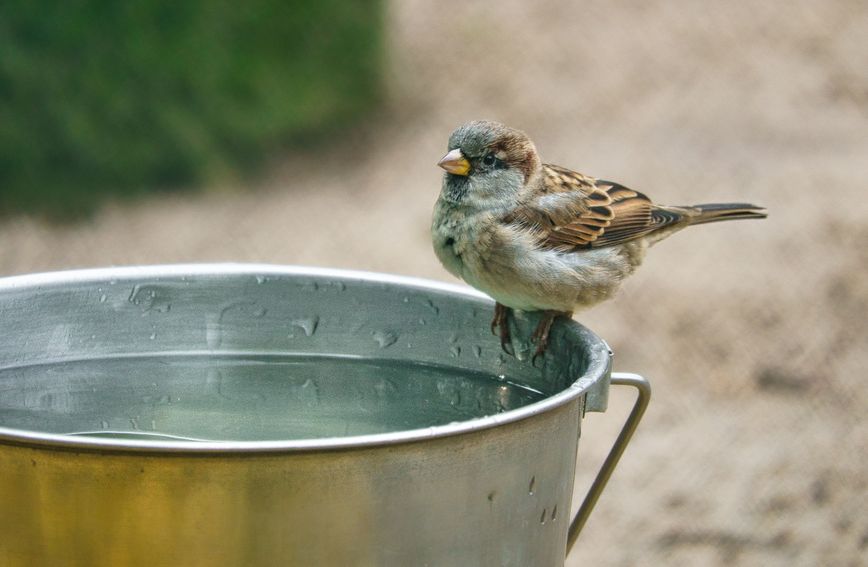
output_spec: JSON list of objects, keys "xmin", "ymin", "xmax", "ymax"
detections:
[{"xmin": 1, "ymin": 1, "xmax": 866, "ymax": 565}]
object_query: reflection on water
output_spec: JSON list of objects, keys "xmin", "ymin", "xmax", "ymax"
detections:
[{"xmin": 0, "ymin": 355, "xmax": 545, "ymax": 441}]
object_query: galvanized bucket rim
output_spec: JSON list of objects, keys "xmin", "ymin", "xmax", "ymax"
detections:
[{"xmin": 0, "ymin": 264, "xmax": 611, "ymax": 454}]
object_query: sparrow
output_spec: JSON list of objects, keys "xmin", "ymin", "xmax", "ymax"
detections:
[{"xmin": 431, "ymin": 120, "xmax": 767, "ymax": 360}]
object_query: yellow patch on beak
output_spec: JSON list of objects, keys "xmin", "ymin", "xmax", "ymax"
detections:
[{"xmin": 437, "ymin": 148, "xmax": 470, "ymax": 176}]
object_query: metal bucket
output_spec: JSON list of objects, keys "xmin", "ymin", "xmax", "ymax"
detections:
[{"xmin": 0, "ymin": 265, "xmax": 649, "ymax": 566}]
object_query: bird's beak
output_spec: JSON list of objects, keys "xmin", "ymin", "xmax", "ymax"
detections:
[{"xmin": 437, "ymin": 148, "xmax": 470, "ymax": 176}]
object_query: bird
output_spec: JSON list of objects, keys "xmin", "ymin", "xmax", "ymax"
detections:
[{"xmin": 431, "ymin": 120, "xmax": 767, "ymax": 361}]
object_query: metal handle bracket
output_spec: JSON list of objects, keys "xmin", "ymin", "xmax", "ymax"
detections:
[{"xmin": 567, "ymin": 372, "xmax": 651, "ymax": 554}]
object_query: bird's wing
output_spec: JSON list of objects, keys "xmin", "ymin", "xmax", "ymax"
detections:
[{"xmin": 505, "ymin": 163, "xmax": 686, "ymax": 251}]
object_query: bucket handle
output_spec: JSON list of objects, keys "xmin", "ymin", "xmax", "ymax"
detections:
[{"xmin": 566, "ymin": 372, "xmax": 651, "ymax": 554}]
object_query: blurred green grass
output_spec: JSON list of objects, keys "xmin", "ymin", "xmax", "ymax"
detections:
[{"xmin": 0, "ymin": 1, "xmax": 382, "ymax": 218}]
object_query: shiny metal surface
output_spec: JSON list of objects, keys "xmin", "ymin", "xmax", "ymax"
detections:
[
  {"xmin": 0, "ymin": 265, "xmax": 644, "ymax": 566},
  {"xmin": 567, "ymin": 372, "xmax": 651, "ymax": 553}
]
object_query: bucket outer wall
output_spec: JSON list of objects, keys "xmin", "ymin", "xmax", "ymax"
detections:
[{"xmin": 0, "ymin": 400, "xmax": 581, "ymax": 567}]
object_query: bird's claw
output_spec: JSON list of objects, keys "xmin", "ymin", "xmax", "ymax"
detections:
[
  {"xmin": 529, "ymin": 310, "xmax": 571, "ymax": 364},
  {"xmin": 491, "ymin": 303, "xmax": 513, "ymax": 355},
  {"xmin": 492, "ymin": 306, "xmax": 570, "ymax": 362}
]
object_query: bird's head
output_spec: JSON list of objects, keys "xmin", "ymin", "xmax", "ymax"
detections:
[{"xmin": 437, "ymin": 120, "xmax": 541, "ymax": 206}]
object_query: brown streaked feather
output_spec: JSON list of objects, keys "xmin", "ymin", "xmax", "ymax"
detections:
[{"xmin": 505, "ymin": 165, "xmax": 689, "ymax": 251}]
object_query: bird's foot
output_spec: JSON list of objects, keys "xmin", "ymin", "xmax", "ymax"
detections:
[
  {"xmin": 490, "ymin": 303, "xmax": 514, "ymax": 356},
  {"xmin": 531, "ymin": 310, "xmax": 572, "ymax": 364}
]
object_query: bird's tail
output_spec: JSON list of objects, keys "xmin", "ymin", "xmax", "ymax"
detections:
[{"xmin": 687, "ymin": 203, "xmax": 767, "ymax": 225}]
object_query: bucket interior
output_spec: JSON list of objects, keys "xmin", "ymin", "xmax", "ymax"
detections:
[{"xmin": 0, "ymin": 266, "xmax": 610, "ymax": 444}]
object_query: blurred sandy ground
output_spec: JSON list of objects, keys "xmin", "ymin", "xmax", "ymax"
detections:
[{"xmin": 1, "ymin": 1, "xmax": 866, "ymax": 565}]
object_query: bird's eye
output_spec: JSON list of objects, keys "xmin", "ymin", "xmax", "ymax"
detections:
[{"xmin": 482, "ymin": 154, "xmax": 496, "ymax": 166}]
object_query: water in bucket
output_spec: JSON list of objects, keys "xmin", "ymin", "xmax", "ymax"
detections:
[{"xmin": 0, "ymin": 354, "xmax": 546, "ymax": 441}]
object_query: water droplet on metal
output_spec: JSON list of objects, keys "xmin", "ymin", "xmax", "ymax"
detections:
[
  {"xmin": 255, "ymin": 275, "xmax": 267, "ymax": 284},
  {"xmin": 529, "ymin": 476, "xmax": 536, "ymax": 495},
  {"xmin": 372, "ymin": 330, "xmax": 398, "ymax": 348},
  {"xmin": 447, "ymin": 332, "xmax": 459, "ymax": 344},
  {"xmin": 418, "ymin": 318, "xmax": 427, "ymax": 325},
  {"xmin": 128, "ymin": 284, "xmax": 171, "ymax": 313},
  {"xmin": 540, "ymin": 509, "xmax": 547, "ymax": 524},
  {"xmin": 551, "ymin": 505, "xmax": 558, "ymax": 521},
  {"xmin": 100, "ymin": 420, "xmax": 109, "ymax": 429},
  {"xmin": 290, "ymin": 316, "xmax": 319, "ymax": 337},
  {"xmin": 99, "ymin": 294, "xmax": 107, "ymax": 303},
  {"xmin": 149, "ymin": 331, "xmax": 156, "ymax": 340},
  {"xmin": 449, "ymin": 346, "xmax": 461, "ymax": 358},
  {"xmin": 128, "ymin": 285, "xmax": 142, "ymax": 305},
  {"xmin": 425, "ymin": 299, "xmax": 440, "ymax": 315},
  {"xmin": 473, "ymin": 345, "xmax": 482, "ymax": 358}
]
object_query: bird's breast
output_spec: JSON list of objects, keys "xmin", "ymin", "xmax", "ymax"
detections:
[
  {"xmin": 431, "ymin": 205, "xmax": 470, "ymax": 278},
  {"xmin": 431, "ymin": 204, "xmax": 501, "ymax": 280}
]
